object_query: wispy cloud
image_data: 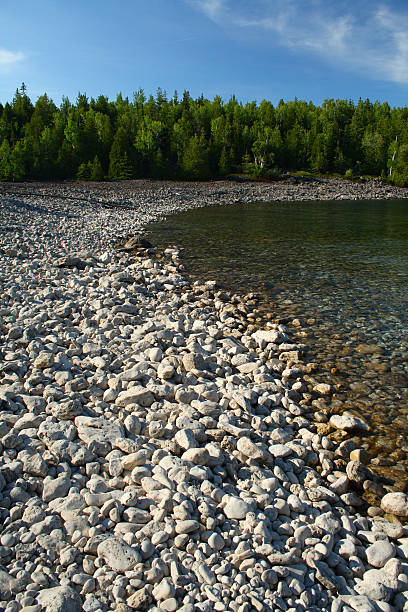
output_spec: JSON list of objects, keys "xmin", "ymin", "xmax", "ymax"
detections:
[
  {"xmin": 0, "ymin": 48, "xmax": 25, "ymax": 70},
  {"xmin": 188, "ymin": 1, "xmax": 408, "ymax": 85},
  {"xmin": 189, "ymin": 0, "xmax": 225, "ymax": 21}
]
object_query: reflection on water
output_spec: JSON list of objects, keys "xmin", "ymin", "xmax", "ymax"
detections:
[{"xmin": 147, "ymin": 199, "xmax": 408, "ymax": 486}]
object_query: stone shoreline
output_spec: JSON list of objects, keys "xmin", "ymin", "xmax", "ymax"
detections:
[{"xmin": 1, "ymin": 179, "xmax": 408, "ymax": 612}]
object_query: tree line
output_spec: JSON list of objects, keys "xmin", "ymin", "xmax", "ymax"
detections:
[{"xmin": 1, "ymin": 84, "xmax": 408, "ymax": 185}]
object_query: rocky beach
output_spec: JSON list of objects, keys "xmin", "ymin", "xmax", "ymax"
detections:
[{"xmin": 1, "ymin": 177, "xmax": 408, "ymax": 612}]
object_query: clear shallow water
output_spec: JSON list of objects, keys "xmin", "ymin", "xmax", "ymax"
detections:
[{"xmin": 147, "ymin": 199, "xmax": 408, "ymax": 486}]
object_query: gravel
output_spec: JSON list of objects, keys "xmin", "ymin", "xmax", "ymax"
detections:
[{"xmin": 0, "ymin": 178, "xmax": 408, "ymax": 612}]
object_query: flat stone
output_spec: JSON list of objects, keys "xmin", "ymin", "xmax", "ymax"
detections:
[
  {"xmin": 371, "ymin": 518, "xmax": 404, "ymax": 539},
  {"xmin": 50, "ymin": 440, "xmax": 95, "ymax": 465},
  {"xmin": 346, "ymin": 460, "xmax": 370, "ymax": 485},
  {"xmin": 38, "ymin": 420, "xmax": 76, "ymax": 445},
  {"xmin": 175, "ymin": 520, "xmax": 200, "ymax": 534},
  {"xmin": 356, "ymin": 344, "xmax": 384, "ymax": 355},
  {"xmin": 315, "ymin": 561, "xmax": 339, "ymax": 590},
  {"xmin": 19, "ymin": 450, "xmax": 48, "ymax": 477},
  {"xmin": 55, "ymin": 255, "xmax": 88, "ymax": 270},
  {"xmin": 307, "ymin": 486, "xmax": 339, "ymax": 503},
  {"xmin": 75, "ymin": 416, "xmax": 124, "ymax": 446},
  {"xmin": 208, "ymin": 532, "xmax": 225, "ymax": 550},
  {"xmin": 21, "ymin": 395, "xmax": 47, "ymax": 415},
  {"xmin": 157, "ymin": 363, "xmax": 175, "ymax": 379},
  {"xmin": 350, "ymin": 448, "xmax": 370, "ymax": 464},
  {"xmin": 344, "ymin": 595, "xmax": 378, "ymax": 612},
  {"xmin": 50, "ymin": 400, "xmax": 82, "ymax": 420},
  {"xmin": 268, "ymin": 443, "xmax": 292, "ymax": 458},
  {"xmin": 49, "ymin": 493, "xmax": 86, "ymax": 518},
  {"xmin": 33, "ymin": 352, "xmax": 54, "ymax": 369},
  {"xmin": 118, "ymin": 363, "xmax": 150, "ymax": 382},
  {"xmin": 355, "ymin": 577, "xmax": 394, "ymax": 601},
  {"xmin": 260, "ymin": 477, "xmax": 279, "ymax": 493},
  {"xmin": 253, "ymin": 329, "xmax": 284, "ymax": 346},
  {"xmin": 115, "ymin": 387, "xmax": 155, "ymax": 407},
  {"xmin": 315, "ymin": 513, "xmax": 341, "ymax": 534},
  {"xmin": 152, "ymin": 578, "xmax": 175, "ymax": 601}
]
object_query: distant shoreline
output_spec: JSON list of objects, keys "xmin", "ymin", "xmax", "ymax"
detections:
[{"xmin": 0, "ymin": 175, "xmax": 407, "ymax": 214}]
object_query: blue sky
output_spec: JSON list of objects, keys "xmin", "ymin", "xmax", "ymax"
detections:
[{"xmin": 1, "ymin": 0, "xmax": 408, "ymax": 107}]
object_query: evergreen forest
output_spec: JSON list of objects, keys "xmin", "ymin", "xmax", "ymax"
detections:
[{"xmin": 1, "ymin": 84, "xmax": 408, "ymax": 185}]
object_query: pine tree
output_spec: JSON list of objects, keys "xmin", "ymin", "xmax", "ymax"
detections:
[
  {"xmin": 0, "ymin": 140, "xmax": 12, "ymax": 180},
  {"xmin": 90, "ymin": 155, "xmax": 104, "ymax": 181},
  {"xmin": 108, "ymin": 135, "xmax": 133, "ymax": 180},
  {"xmin": 76, "ymin": 162, "xmax": 91, "ymax": 180},
  {"xmin": 219, "ymin": 146, "xmax": 233, "ymax": 176},
  {"xmin": 182, "ymin": 134, "xmax": 210, "ymax": 179}
]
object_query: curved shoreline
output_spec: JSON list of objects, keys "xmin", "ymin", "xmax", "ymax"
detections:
[{"xmin": 0, "ymin": 179, "xmax": 408, "ymax": 611}]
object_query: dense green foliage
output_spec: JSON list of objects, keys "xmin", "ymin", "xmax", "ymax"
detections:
[{"xmin": 1, "ymin": 84, "xmax": 408, "ymax": 184}]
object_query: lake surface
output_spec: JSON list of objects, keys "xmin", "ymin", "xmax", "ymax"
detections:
[{"xmin": 147, "ymin": 199, "xmax": 408, "ymax": 486}]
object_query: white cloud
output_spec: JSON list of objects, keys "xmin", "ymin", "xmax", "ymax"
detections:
[
  {"xmin": 0, "ymin": 48, "xmax": 25, "ymax": 70},
  {"xmin": 372, "ymin": 7, "xmax": 408, "ymax": 84},
  {"xmin": 189, "ymin": 0, "xmax": 225, "ymax": 21},
  {"xmin": 188, "ymin": 0, "xmax": 408, "ymax": 85}
]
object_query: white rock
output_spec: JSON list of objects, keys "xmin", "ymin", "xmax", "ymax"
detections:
[
  {"xmin": 75, "ymin": 416, "xmax": 124, "ymax": 445},
  {"xmin": 366, "ymin": 541, "xmax": 396, "ymax": 568},
  {"xmin": 36, "ymin": 586, "xmax": 82, "ymax": 611},
  {"xmin": 42, "ymin": 475, "xmax": 71, "ymax": 502},
  {"xmin": 381, "ymin": 492, "xmax": 408, "ymax": 517},
  {"xmin": 268, "ymin": 443, "xmax": 292, "ymax": 458},
  {"xmin": 116, "ymin": 386, "xmax": 155, "ymax": 407},
  {"xmin": 329, "ymin": 412, "xmax": 369, "ymax": 432},
  {"xmin": 153, "ymin": 578, "xmax": 175, "ymax": 601},
  {"xmin": 237, "ymin": 437, "xmax": 270, "ymax": 462},
  {"xmin": 175, "ymin": 428, "xmax": 198, "ymax": 450},
  {"xmin": 175, "ymin": 520, "xmax": 200, "ymax": 534},
  {"xmin": 181, "ymin": 448, "xmax": 210, "ymax": 465},
  {"xmin": 97, "ymin": 537, "xmax": 141, "ymax": 571},
  {"xmin": 222, "ymin": 496, "xmax": 254, "ymax": 520}
]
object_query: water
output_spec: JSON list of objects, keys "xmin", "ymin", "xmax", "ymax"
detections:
[{"xmin": 147, "ymin": 198, "xmax": 408, "ymax": 486}]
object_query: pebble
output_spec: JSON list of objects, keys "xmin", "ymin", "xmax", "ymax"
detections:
[
  {"xmin": 97, "ymin": 537, "xmax": 141, "ymax": 571},
  {"xmin": 366, "ymin": 541, "xmax": 396, "ymax": 568},
  {"xmin": 36, "ymin": 586, "xmax": 82, "ymax": 611},
  {"xmin": 381, "ymin": 492, "xmax": 408, "ymax": 517},
  {"xmin": 222, "ymin": 496, "xmax": 254, "ymax": 520},
  {"xmin": 329, "ymin": 412, "xmax": 370, "ymax": 432}
]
